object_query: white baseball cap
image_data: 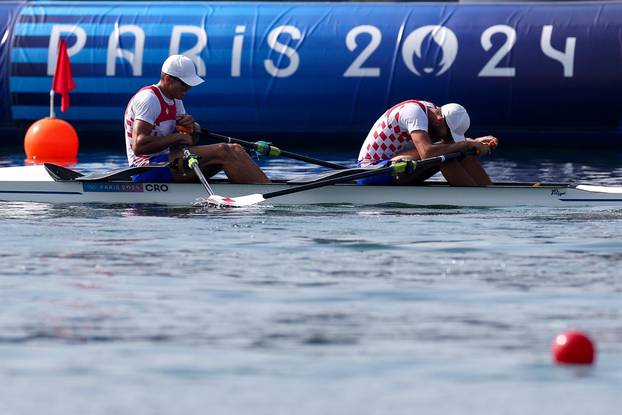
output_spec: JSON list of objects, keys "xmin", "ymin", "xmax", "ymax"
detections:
[
  {"xmin": 161, "ymin": 54, "xmax": 204, "ymax": 87},
  {"xmin": 441, "ymin": 103, "xmax": 470, "ymax": 142}
]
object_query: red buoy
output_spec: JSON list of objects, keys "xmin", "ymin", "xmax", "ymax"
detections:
[
  {"xmin": 552, "ymin": 330, "xmax": 596, "ymax": 365},
  {"xmin": 24, "ymin": 117, "xmax": 79, "ymax": 164}
]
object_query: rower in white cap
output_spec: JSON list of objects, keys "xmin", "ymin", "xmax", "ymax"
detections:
[
  {"xmin": 356, "ymin": 100, "xmax": 497, "ymax": 186},
  {"xmin": 124, "ymin": 54, "xmax": 269, "ymax": 184}
]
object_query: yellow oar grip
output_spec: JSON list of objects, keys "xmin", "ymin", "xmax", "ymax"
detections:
[
  {"xmin": 187, "ymin": 157, "xmax": 199, "ymax": 169},
  {"xmin": 392, "ymin": 160, "xmax": 417, "ymax": 174},
  {"xmin": 256, "ymin": 141, "xmax": 281, "ymax": 157}
]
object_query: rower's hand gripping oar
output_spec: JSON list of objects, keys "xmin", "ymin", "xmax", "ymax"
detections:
[
  {"xmin": 205, "ymin": 149, "xmax": 478, "ymax": 208},
  {"xmin": 201, "ymin": 130, "xmax": 348, "ymax": 170}
]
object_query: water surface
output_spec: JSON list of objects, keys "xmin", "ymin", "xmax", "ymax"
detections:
[{"xmin": 0, "ymin": 147, "xmax": 620, "ymax": 414}]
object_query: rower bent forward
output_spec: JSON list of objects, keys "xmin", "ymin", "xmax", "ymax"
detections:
[{"xmin": 357, "ymin": 100, "xmax": 497, "ymax": 186}]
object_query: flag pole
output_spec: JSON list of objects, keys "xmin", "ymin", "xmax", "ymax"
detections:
[{"xmin": 49, "ymin": 89, "xmax": 55, "ymax": 118}]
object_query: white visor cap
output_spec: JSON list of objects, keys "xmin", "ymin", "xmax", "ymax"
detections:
[
  {"xmin": 441, "ymin": 103, "xmax": 470, "ymax": 142},
  {"xmin": 161, "ymin": 55, "xmax": 204, "ymax": 87}
]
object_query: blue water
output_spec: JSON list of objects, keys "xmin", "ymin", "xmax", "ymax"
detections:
[{"xmin": 0, "ymin": 147, "xmax": 621, "ymax": 414}]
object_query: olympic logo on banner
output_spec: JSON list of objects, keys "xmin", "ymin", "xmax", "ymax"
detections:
[{"xmin": 344, "ymin": 24, "xmax": 575, "ymax": 78}]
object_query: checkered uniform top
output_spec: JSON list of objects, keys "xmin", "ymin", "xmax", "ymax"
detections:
[
  {"xmin": 124, "ymin": 85, "xmax": 186, "ymax": 167},
  {"xmin": 357, "ymin": 100, "xmax": 436, "ymax": 166}
]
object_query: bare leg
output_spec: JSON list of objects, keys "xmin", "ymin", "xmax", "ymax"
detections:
[
  {"xmin": 394, "ymin": 165, "xmax": 441, "ymax": 185},
  {"xmin": 388, "ymin": 148, "xmax": 487, "ymax": 186},
  {"xmin": 440, "ymin": 160, "xmax": 478, "ymax": 186},
  {"xmin": 458, "ymin": 156, "xmax": 492, "ymax": 186},
  {"xmin": 170, "ymin": 143, "xmax": 270, "ymax": 184}
]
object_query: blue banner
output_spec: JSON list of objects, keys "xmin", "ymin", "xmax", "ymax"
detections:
[
  {"xmin": 4, "ymin": 1, "xmax": 622, "ymax": 145},
  {"xmin": 0, "ymin": 1, "xmax": 26, "ymax": 125}
]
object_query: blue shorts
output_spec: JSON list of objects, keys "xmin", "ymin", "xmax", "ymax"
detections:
[
  {"xmin": 356, "ymin": 159, "xmax": 395, "ymax": 185},
  {"xmin": 131, "ymin": 154, "xmax": 174, "ymax": 183}
]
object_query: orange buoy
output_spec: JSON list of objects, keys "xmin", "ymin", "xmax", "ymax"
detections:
[
  {"xmin": 552, "ymin": 330, "xmax": 596, "ymax": 365},
  {"xmin": 24, "ymin": 117, "xmax": 79, "ymax": 164}
]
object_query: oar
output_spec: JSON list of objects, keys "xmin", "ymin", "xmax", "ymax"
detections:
[
  {"xmin": 183, "ymin": 147, "xmax": 214, "ymax": 196},
  {"xmin": 205, "ymin": 149, "xmax": 477, "ymax": 207},
  {"xmin": 202, "ymin": 130, "xmax": 348, "ymax": 170}
]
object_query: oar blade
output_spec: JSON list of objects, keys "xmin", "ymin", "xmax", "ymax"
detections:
[{"xmin": 203, "ymin": 193, "xmax": 266, "ymax": 207}]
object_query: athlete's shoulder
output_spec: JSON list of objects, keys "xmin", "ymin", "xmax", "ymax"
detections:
[
  {"xmin": 133, "ymin": 86, "xmax": 158, "ymax": 100},
  {"xmin": 399, "ymin": 100, "xmax": 429, "ymax": 117},
  {"xmin": 388, "ymin": 99, "xmax": 427, "ymax": 112},
  {"xmin": 130, "ymin": 87, "xmax": 160, "ymax": 108},
  {"xmin": 418, "ymin": 100, "xmax": 438, "ymax": 109}
]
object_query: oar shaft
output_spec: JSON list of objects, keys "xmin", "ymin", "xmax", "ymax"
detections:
[
  {"xmin": 205, "ymin": 131, "xmax": 347, "ymax": 170},
  {"xmin": 263, "ymin": 150, "xmax": 475, "ymax": 200},
  {"xmin": 183, "ymin": 148, "xmax": 214, "ymax": 196},
  {"xmin": 192, "ymin": 164, "xmax": 214, "ymax": 196}
]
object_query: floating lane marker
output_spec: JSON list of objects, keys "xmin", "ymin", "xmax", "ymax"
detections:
[{"xmin": 552, "ymin": 330, "xmax": 596, "ymax": 365}]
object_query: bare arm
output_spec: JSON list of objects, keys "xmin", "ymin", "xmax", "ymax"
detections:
[
  {"xmin": 409, "ymin": 131, "xmax": 491, "ymax": 159},
  {"xmin": 131, "ymin": 119, "xmax": 193, "ymax": 156}
]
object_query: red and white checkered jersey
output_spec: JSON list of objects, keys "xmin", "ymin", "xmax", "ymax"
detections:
[
  {"xmin": 357, "ymin": 100, "xmax": 436, "ymax": 166},
  {"xmin": 124, "ymin": 85, "xmax": 186, "ymax": 166}
]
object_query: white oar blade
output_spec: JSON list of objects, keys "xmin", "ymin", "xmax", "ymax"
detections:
[{"xmin": 204, "ymin": 193, "xmax": 266, "ymax": 207}]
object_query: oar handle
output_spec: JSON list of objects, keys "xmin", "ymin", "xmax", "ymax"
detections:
[{"xmin": 203, "ymin": 130, "xmax": 348, "ymax": 170}]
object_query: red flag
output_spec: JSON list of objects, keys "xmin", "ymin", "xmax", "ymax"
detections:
[{"xmin": 52, "ymin": 39, "xmax": 75, "ymax": 113}]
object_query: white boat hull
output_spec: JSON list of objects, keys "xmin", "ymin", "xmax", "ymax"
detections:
[{"xmin": 0, "ymin": 165, "xmax": 621, "ymax": 207}]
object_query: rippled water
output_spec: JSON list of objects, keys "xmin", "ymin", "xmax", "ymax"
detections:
[{"xmin": 0, "ymin": 147, "xmax": 621, "ymax": 414}]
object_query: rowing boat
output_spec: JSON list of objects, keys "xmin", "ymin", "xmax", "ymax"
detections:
[{"xmin": 0, "ymin": 163, "xmax": 620, "ymax": 207}]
